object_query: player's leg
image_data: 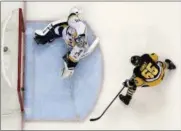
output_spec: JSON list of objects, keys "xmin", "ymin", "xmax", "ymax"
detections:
[
  {"xmin": 34, "ymin": 21, "xmax": 68, "ymax": 45},
  {"xmin": 61, "ymin": 51, "xmax": 78, "ymax": 78},
  {"xmin": 119, "ymin": 86, "xmax": 137, "ymax": 105}
]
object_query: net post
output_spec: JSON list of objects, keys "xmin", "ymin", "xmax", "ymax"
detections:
[{"xmin": 17, "ymin": 8, "xmax": 25, "ymax": 113}]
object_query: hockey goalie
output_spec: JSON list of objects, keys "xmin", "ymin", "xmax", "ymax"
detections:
[
  {"xmin": 119, "ymin": 53, "xmax": 176, "ymax": 105},
  {"xmin": 34, "ymin": 7, "xmax": 98, "ymax": 78}
]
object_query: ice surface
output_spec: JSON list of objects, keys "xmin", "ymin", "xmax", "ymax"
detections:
[{"xmin": 24, "ymin": 22, "xmax": 103, "ymax": 120}]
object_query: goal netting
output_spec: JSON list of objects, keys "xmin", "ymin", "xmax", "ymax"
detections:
[{"xmin": 1, "ymin": 8, "xmax": 25, "ymax": 117}]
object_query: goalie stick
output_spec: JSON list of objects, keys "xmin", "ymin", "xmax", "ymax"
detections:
[
  {"xmin": 90, "ymin": 86, "xmax": 125, "ymax": 122},
  {"xmin": 80, "ymin": 37, "xmax": 100, "ymax": 59}
]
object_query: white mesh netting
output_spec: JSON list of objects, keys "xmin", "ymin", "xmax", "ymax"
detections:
[{"xmin": 1, "ymin": 8, "xmax": 24, "ymax": 116}]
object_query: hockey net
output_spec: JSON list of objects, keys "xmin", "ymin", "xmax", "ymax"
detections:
[{"xmin": 1, "ymin": 8, "xmax": 25, "ymax": 117}]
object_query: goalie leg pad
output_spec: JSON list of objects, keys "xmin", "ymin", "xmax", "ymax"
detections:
[
  {"xmin": 34, "ymin": 22, "xmax": 68, "ymax": 45},
  {"xmin": 62, "ymin": 52, "xmax": 78, "ymax": 68},
  {"xmin": 61, "ymin": 52, "xmax": 78, "ymax": 78},
  {"xmin": 61, "ymin": 62, "xmax": 75, "ymax": 78}
]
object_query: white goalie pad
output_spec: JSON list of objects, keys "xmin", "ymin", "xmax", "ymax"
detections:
[
  {"xmin": 61, "ymin": 62, "xmax": 74, "ymax": 78},
  {"xmin": 34, "ymin": 29, "xmax": 45, "ymax": 36}
]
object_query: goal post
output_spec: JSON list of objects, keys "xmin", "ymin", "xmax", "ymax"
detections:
[{"xmin": 17, "ymin": 8, "xmax": 25, "ymax": 113}]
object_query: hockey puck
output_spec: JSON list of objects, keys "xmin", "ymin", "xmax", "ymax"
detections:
[{"xmin": 3, "ymin": 46, "xmax": 8, "ymax": 52}]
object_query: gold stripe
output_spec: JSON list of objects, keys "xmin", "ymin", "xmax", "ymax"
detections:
[
  {"xmin": 69, "ymin": 55, "xmax": 78, "ymax": 63},
  {"xmin": 149, "ymin": 53, "xmax": 158, "ymax": 62},
  {"xmin": 60, "ymin": 24, "xmax": 68, "ymax": 28}
]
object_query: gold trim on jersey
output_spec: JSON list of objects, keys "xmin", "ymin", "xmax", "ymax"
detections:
[
  {"xmin": 65, "ymin": 26, "xmax": 78, "ymax": 48},
  {"xmin": 60, "ymin": 24, "xmax": 68, "ymax": 28},
  {"xmin": 69, "ymin": 55, "xmax": 78, "ymax": 63},
  {"xmin": 149, "ymin": 53, "xmax": 158, "ymax": 62},
  {"xmin": 65, "ymin": 40, "xmax": 76, "ymax": 47}
]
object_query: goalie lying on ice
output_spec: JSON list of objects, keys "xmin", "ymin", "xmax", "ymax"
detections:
[
  {"xmin": 119, "ymin": 53, "xmax": 176, "ymax": 105},
  {"xmin": 34, "ymin": 7, "xmax": 98, "ymax": 78}
]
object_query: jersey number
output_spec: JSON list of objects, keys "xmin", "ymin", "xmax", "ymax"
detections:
[
  {"xmin": 141, "ymin": 63, "xmax": 158, "ymax": 79},
  {"xmin": 74, "ymin": 49, "xmax": 83, "ymax": 58}
]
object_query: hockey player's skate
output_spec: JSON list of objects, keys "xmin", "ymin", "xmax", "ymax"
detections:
[
  {"xmin": 119, "ymin": 94, "xmax": 132, "ymax": 105},
  {"xmin": 165, "ymin": 59, "xmax": 176, "ymax": 70}
]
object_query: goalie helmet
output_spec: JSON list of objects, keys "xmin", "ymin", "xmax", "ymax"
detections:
[{"xmin": 130, "ymin": 55, "xmax": 141, "ymax": 66}]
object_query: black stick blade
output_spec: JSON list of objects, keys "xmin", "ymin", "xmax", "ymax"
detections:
[
  {"xmin": 90, "ymin": 116, "xmax": 101, "ymax": 122},
  {"xmin": 90, "ymin": 87, "xmax": 125, "ymax": 122}
]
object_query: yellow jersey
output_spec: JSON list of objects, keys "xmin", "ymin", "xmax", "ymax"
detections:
[{"xmin": 133, "ymin": 53, "xmax": 166, "ymax": 87}]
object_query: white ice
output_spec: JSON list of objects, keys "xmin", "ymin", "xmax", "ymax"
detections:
[{"xmin": 1, "ymin": 2, "xmax": 181, "ymax": 130}]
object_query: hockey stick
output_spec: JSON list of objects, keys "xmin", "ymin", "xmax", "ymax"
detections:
[
  {"xmin": 80, "ymin": 37, "xmax": 100, "ymax": 59},
  {"xmin": 90, "ymin": 86, "xmax": 125, "ymax": 122}
]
